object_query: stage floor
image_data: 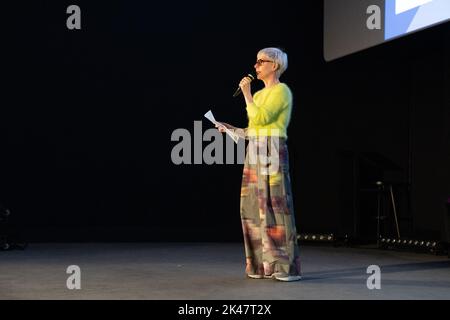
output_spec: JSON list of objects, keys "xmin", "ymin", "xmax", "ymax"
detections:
[{"xmin": 1, "ymin": 243, "xmax": 449, "ymax": 300}]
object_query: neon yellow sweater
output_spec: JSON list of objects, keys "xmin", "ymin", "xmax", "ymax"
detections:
[{"xmin": 246, "ymin": 83, "xmax": 292, "ymax": 138}]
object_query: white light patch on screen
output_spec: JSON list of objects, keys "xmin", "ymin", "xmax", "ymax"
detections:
[
  {"xmin": 395, "ymin": 0, "xmax": 432, "ymax": 14},
  {"xmin": 407, "ymin": 0, "xmax": 450, "ymax": 32},
  {"xmin": 385, "ymin": 0, "xmax": 450, "ymax": 40}
]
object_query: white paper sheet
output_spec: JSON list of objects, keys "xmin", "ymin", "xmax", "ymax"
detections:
[{"xmin": 204, "ymin": 110, "xmax": 239, "ymax": 143}]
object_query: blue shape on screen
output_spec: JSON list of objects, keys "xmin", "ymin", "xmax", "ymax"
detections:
[
  {"xmin": 385, "ymin": 0, "xmax": 450, "ymax": 41},
  {"xmin": 407, "ymin": 0, "xmax": 450, "ymax": 32},
  {"xmin": 385, "ymin": 0, "xmax": 420, "ymax": 40}
]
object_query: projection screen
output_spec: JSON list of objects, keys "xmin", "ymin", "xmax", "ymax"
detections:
[{"xmin": 324, "ymin": 0, "xmax": 450, "ymax": 61}]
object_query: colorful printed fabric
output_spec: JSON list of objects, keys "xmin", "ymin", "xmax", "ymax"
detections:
[{"xmin": 240, "ymin": 136, "xmax": 301, "ymax": 278}]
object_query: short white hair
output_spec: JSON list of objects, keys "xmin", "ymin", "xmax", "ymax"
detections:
[{"xmin": 258, "ymin": 47, "xmax": 288, "ymax": 78}]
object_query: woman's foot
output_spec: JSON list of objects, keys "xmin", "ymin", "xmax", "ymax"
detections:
[
  {"xmin": 271, "ymin": 272, "xmax": 302, "ymax": 282},
  {"xmin": 246, "ymin": 259, "xmax": 267, "ymax": 279},
  {"xmin": 246, "ymin": 274, "xmax": 264, "ymax": 279}
]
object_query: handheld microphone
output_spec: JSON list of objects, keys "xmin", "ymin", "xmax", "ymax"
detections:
[{"xmin": 232, "ymin": 73, "xmax": 255, "ymax": 97}]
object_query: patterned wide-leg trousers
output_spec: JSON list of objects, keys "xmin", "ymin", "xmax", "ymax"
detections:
[{"xmin": 240, "ymin": 136, "xmax": 301, "ymax": 277}]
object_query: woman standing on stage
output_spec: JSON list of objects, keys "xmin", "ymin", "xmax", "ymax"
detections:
[{"xmin": 217, "ymin": 47, "xmax": 301, "ymax": 281}]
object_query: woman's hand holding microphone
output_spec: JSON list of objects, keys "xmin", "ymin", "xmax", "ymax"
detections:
[
  {"xmin": 239, "ymin": 76, "xmax": 253, "ymax": 97},
  {"xmin": 215, "ymin": 75, "xmax": 252, "ymax": 134}
]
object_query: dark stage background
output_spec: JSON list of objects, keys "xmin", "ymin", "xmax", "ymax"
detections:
[{"xmin": 1, "ymin": 1, "xmax": 449, "ymax": 242}]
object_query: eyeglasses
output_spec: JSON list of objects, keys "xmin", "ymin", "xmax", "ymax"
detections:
[{"xmin": 255, "ymin": 59, "xmax": 274, "ymax": 66}]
